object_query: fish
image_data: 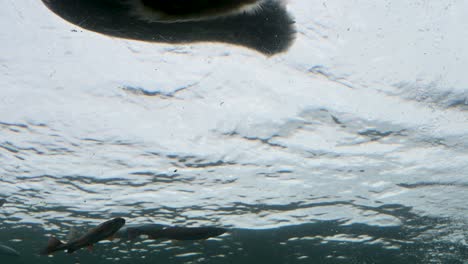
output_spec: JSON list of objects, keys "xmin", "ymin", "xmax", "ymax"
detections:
[
  {"xmin": 0, "ymin": 198, "xmax": 5, "ymax": 207},
  {"xmin": 114, "ymin": 224, "xmax": 165, "ymax": 240},
  {"xmin": 127, "ymin": 0, "xmax": 268, "ymax": 22},
  {"xmin": 0, "ymin": 244, "xmax": 20, "ymax": 257},
  {"xmin": 125, "ymin": 225, "xmax": 227, "ymax": 240},
  {"xmin": 40, "ymin": 217, "xmax": 125, "ymax": 255}
]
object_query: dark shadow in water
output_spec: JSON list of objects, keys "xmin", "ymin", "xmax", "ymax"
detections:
[
  {"xmin": 1, "ymin": 203, "xmax": 467, "ymax": 263},
  {"xmin": 41, "ymin": 0, "xmax": 296, "ymax": 55}
]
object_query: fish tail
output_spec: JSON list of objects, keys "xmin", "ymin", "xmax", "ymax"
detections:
[{"xmin": 40, "ymin": 236, "xmax": 64, "ymax": 255}]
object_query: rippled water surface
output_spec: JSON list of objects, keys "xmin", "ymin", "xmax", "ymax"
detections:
[{"xmin": 1, "ymin": 0, "xmax": 467, "ymax": 263}]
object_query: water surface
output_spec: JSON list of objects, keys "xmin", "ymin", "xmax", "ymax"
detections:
[{"xmin": 0, "ymin": 0, "xmax": 467, "ymax": 263}]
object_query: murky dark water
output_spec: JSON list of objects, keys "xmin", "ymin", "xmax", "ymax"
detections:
[{"xmin": 1, "ymin": 214, "xmax": 467, "ymax": 263}]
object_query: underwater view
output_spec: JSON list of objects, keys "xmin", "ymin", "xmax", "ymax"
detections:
[{"xmin": 1, "ymin": 0, "xmax": 467, "ymax": 263}]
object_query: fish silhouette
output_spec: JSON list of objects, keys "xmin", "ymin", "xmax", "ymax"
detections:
[
  {"xmin": 40, "ymin": 217, "xmax": 125, "ymax": 255},
  {"xmin": 126, "ymin": 225, "xmax": 227, "ymax": 240}
]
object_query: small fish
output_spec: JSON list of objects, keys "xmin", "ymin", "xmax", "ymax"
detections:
[
  {"xmin": 126, "ymin": 225, "xmax": 227, "ymax": 240},
  {"xmin": 127, "ymin": 0, "xmax": 267, "ymax": 22},
  {"xmin": 40, "ymin": 217, "xmax": 125, "ymax": 255},
  {"xmin": 0, "ymin": 198, "xmax": 5, "ymax": 207},
  {"xmin": 0, "ymin": 244, "xmax": 20, "ymax": 257}
]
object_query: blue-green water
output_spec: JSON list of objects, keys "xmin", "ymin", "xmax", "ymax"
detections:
[{"xmin": 1, "ymin": 213, "xmax": 466, "ymax": 263}]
